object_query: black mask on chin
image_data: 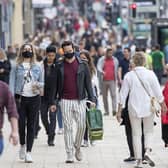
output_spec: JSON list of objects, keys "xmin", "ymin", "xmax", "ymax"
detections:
[
  {"xmin": 64, "ymin": 52, "xmax": 74, "ymax": 59},
  {"xmin": 22, "ymin": 51, "xmax": 33, "ymax": 58}
]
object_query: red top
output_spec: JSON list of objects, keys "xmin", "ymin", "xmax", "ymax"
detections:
[
  {"xmin": 62, "ymin": 59, "xmax": 79, "ymax": 100},
  {"xmin": 162, "ymin": 81, "xmax": 168, "ymax": 124},
  {"xmin": 103, "ymin": 58, "xmax": 115, "ymax": 81}
]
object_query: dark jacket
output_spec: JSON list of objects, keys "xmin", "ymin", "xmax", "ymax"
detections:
[
  {"xmin": 0, "ymin": 60, "xmax": 11, "ymax": 84},
  {"xmin": 50, "ymin": 56, "xmax": 94, "ymax": 105},
  {"xmin": 43, "ymin": 58, "xmax": 57, "ymax": 103}
]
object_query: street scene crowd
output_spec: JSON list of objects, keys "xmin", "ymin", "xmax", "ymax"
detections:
[{"xmin": 1, "ymin": 1, "xmax": 168, "ymax": 168}]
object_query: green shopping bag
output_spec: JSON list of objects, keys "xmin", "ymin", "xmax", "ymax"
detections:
[{"xmin": 86, "ymin": 108, "xmax": 103, "ymax": 141}]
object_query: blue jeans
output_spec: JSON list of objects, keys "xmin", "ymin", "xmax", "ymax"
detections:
[
  {"xmin": 0, "ymin": 137, "xmax": 4, "ymax": 155},
  {"xmin": 57, "ymin": 105, "xmax": 63, "ymax": 129}
]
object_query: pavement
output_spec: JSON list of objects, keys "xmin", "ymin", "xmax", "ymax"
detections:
[{"xmin": 0, "ymin": 96, "xmax": 168, "ymax": 168}]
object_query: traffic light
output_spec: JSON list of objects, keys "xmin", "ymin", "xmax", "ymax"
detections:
[
  {"xmin": 105, "ymin": 3, "xmax": 112, "ymax": 23},
  {"xmin": 131, "ymin": 3, "xmax": 137, "ymax": 18},
  {"xmin": 117, "ymin": 17, "xmax": 122, "ymax": 24}
]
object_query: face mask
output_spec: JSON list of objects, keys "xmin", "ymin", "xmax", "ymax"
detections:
[
  {"xmin": 64, "ymin": 52, "xmax": 74, "ymax": 59},
  {"xmin": 22, "ymin": 51, "xmax": 33, "ymax": 58}
]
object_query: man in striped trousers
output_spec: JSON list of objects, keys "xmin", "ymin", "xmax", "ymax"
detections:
[{"xmin": 50, "ymin": 41, "xmax": 95, "ymax": 163}]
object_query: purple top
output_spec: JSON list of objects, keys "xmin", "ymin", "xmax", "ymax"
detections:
[
  {"xmin": 62, "ymin": 59, "xmax": 79, "ymax": 100},
  {"xmin": 0, "ymin": 81, "xmax": 18, "ymax": 129}
]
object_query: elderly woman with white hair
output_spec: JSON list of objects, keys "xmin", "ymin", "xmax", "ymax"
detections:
[
  {"xmin": 0, "ymin": 48, "xmax": 11, "ymax": 84},
  {"xmin": 117, "ymin": 52, "xmax": 167, "ymax": 168}
]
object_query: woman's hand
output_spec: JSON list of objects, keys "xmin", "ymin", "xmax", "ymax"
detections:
[{"xmin": 116, "ymin": 103, "xmax": 123, "ymax": 123}]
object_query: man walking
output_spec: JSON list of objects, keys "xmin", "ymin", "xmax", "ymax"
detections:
[
  {"xmin": 41, "ymin": 45, "xmax": 57, "ymax": 146},
  {"xmin": 50, "ymin": 41, "xmax": 95, "ymax": 163},
  {"xmin": 0, "ymin": 81, "xmax": 19, "ymax": 156},
  {"xmin": 97, "ymin": 47, "xmax": 119, "ymax": 116}
]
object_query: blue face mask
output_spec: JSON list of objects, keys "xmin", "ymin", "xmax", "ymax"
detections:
[{"xmin": 0, "ymin": 136, "xmax": 4, "ymax": 156}]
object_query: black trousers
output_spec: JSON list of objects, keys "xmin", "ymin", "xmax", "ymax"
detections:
[
  {"xmin": 40, "ymin": 99, "xmax": 56, "ymax": 137},
  {"xmin": 124, "ymin": 110, "xmax": 145, "ymax": 158},
  {"xmin": 153, "ymin": 68, "xmax": 163, "ymax": 84},
  {"xmin": 18, "ymin": 95, "xmax": 40, "ymax": 152},
  {"xmin": 162, "ymin": 124, "xmax": 168, "ymax": 144}
]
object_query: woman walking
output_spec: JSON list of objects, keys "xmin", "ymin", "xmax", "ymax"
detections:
[
  {"xmin": 80, "ymin": 49, "xmax": 98, "ymax": 147},
  {"xmin": 14, "ymin": 44, "xmax": 44, "ymax": 163},
  {"xmin": 117, "ymin": 52, "xmax": 167, "ymax": 168}
]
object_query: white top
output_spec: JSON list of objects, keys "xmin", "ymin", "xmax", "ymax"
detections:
[
  {"xmin": 22, "ymin": 62, "xmax": 37, "ymax": 97},
  {"xmin": 119, "ymin": 66, "xmax": 164, "ymax": 118}
]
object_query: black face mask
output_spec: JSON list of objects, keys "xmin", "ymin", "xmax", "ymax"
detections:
[
  {"xmin": 64, "ymin": 52, "xmax": 74, "ymax": 59},
  {"xmin": 22, "ymin": 51, "xmax": 33, "ymax": 58}
]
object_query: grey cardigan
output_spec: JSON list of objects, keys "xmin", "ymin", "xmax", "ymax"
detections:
[{"xmin": 97, "ymin": 56, "xmax": 119, "ymax": 81}]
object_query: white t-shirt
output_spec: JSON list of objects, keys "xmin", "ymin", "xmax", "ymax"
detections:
[{"xmin": 21, "ymin": 62, "xmax": 37, "ymax": 97}]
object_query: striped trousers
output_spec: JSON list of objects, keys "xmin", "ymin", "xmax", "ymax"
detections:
[{"xmin": 60, "ymin": 99, "xmax": 86, "ymax": 155}]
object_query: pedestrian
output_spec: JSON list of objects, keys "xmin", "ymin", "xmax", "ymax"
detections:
[
  {"xmin": 14, "ymin": 43, "xmax": 43, "ymax": 163},
  {"xmin": 40, "ymin": 45, "xmax": 57, "ymax": 146},
  {"xmin": 0, "ymin": 81, "xmax": 19, "ymax": 156},
  {"xmin": 118, "ymin": 47, "xmax": 130, "ymax": 88},
  {"xmin": 117, "ymin": 52, "xmax": 167, "ymax": 168},
  {"xmin": 97, "ymin": 47, "xmax": 119, "ymax": 116},
  {"xmin": 0, "ymin": 48, "xmax": 11, "ymax": 84},
  {"xmin": 80, "ymin": 49, "xmax": 99, "ymax": 147},
  {"xmin": 161, "ymin": 81, "xmax": 168, "ymax": 147},
  {"xmin": 50, "ymin": 41, "xmax": 95, "ymax": 163},
  {"xmin": 151, "ymin": 44, "xmax": 165, "ymax": 84},
  {"xmin": 119, "ymin": 57, "xmax": 146, "ymax": 164}
]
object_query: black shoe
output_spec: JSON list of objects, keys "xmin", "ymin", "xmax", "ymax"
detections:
[
  {"xmin": 48, "ymin": 140, "xmax": 55, "ymax": 146},
  {"xmin": 48, "ymin": 135, "xmax": 55, "ymax": 146},
  {"xmin": 124, "ymin": 157, "xmax": 136, "ymax": 162}
]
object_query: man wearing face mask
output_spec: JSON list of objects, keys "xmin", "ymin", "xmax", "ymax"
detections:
[
  {"xmin": 49, "ymin": 41, "xmax": 95, "ymax": 163},
  {"xmin": 97, "ymin": 47, "xmax": 119, "ymax": 116}
]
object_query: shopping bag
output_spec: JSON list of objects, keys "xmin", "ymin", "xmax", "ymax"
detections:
[{"xmin": 86, "ymin": 108, "xmax": 103, "ymax": 141}]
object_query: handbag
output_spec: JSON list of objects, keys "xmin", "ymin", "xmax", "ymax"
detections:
[
  {"xmin": 134, "ymin": 70, "xmax": 161, "ymax": 115},
  {"xmin": 86, "ymin": 104, "xmax": 103, "ymax": 141}
]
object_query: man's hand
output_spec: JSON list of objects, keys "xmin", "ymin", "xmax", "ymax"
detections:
[
  {"xmin": 50, "ymin": 105, "xmax": 57, "ymax": 112},
  {"xmin": 0, "ymin": 69, "xmax": 4, "ymax": 73},
  {"xmin": 9, "ymin": 131, "xmax": 19, "ymax": 146},
  {"xmin": 90, "ymin": 102, "xmax": 96, "ymax": 108}
]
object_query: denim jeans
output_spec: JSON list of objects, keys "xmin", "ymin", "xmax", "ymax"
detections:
[
  {"xmin": 0, "ymin": 136, "xmax": 4, "ymax": 155},
  {"xmin": 57, "ymin": 105, "xmax": 63, "ymax": 129}
]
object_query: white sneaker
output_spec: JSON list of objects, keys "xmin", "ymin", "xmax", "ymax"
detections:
[
  {"xmin": 66, "ymin": 152, "xmax": 74, "ymax": 163},
  {"xmin": 134, "ymin": 159, "xmax": 143, "ymax": 168},
  {"xmin": 81, "ymin": 140, "xmax": 89, "ymax": 147},
  {"xmin": 57, "ymin": 128, "xmax": 64, "ymax": 135},
  {"xmin": 25, "ymin": 152, "xmax": 33, "ymax": 163},
  {"xmin": 19, "ymin": 145, "xmax": 26, "ymax": 160}
]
